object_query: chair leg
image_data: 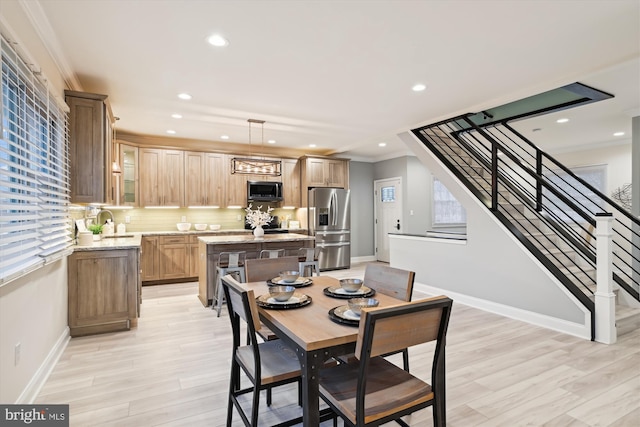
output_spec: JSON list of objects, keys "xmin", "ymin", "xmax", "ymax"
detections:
[
  {"xmin": 266, "ymin": 387, "xmax": 272, "ymax": 406},
  {"xmin": 402, "ymin": 349, "xmax": 410, "ymax": 372},
  {"xmin": 251, "ymin": 383, "xmax": 260, "ymax": 427},
  {"xmin": 215, "ymin": 277, "xmax": 224, "ymax": 317}
]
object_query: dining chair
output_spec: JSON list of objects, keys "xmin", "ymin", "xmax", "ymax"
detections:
[
  {"xmin": 298, "ymin": 247, "xmax": 321, "ymax": 277},
  {"xmin": 318, "ymin": 296, "xmax": 453, "ymax": 427},
  {"xmin": 221, "ymin": 274, "xmax": 303, "ymax": 427},
  {"xmin": 345, "ymin": 263, "xmax": 415, "ymax": 371},
  {"xmin": 214, "ymin": 251, "xmax": 246, "ymax": 317},
  {"xmin": 259, "ymin": 248, "xmax": 285, "ymax": 258},
  {"xmin": 244, "ymin": 256, "xmax": 300, "ymax": 342}
]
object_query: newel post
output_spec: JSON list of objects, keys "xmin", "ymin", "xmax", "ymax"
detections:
[{"xmin": 595, "ymin": 213, "xmax": 616, "ymax": 344}]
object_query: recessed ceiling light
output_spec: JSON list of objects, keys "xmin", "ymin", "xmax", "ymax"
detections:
[
  {"xmin": 178, "ymin": 93, "xmax": 192, "ymax": 100},
  {"xmin": 267, "ymin": 139, "xmax": 276, "ymax": 144},
  {"xmin": 556, "ymin": 118, "xmax": 569, "ymax": 123},
  {"xmin": 220, "ymin": 135, "xmax": 229, "ymax": 140},
  {"xmin": 171, "ymin": 113, "xmax": 182, "ymax": 119},
  {"xmin": 207, "ymin": 34, "xmax": 229, "ymax": 47},
  {"xmin": 309, "ymin": 144, "xmax": 316, "ymax": 148},
  {"xmin": 378, "ymin": 142, "xmax": 387, "ymax": 147},
  {"xmin": 613, "ymin": 131, "xmax": 625, "ymax": 137},
  {"xmin": 166, "ymin": 130, "xmax": 176, "ymax": 134},
  {"xmin": 412, "ymin": 83, "xmax": 426, "ymax": 92}
]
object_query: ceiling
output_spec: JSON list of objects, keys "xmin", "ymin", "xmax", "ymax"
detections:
[{"xmin": 24, "ymin": 0, "xmax": 640, "ymax": 162}]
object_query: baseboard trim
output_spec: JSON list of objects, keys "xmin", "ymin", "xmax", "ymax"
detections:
[
  {"xmin": 351, "ymin": 255, "xmax": 377, "ymax": 264},
  {"xmin": 17, "ymin": 326, "xmax": 70, "ymax": 404},
  {"xmin": 414, "ymin": 282, "xmax": 591, "ymax": 340}
]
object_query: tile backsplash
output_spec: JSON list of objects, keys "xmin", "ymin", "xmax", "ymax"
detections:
[{"xmin": 71, "ymin": 206, "xmax": 306, "ymax": 233}]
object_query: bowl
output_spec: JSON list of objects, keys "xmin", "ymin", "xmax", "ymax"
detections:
[
  {"xmin": 339, "ymin": 278, "xmax": 363, "ymax": 293},
  {"xmin": 348, "ymin": 298, "xmax": 379, "ymax": 316},
  {"xmin": 279, "ymin": 270, "xmax": 300, "ymax": 283},
  {"xmin": 176, "ymin": 222, "xmax": 191, "ymax": 231},
  {"xmin": 210, "ymin": 224, "xmax": 221, "ymax": 231},
  {"xmin": 194, "ymin": 223, "xmax": 207, "ymax": 231},
  {"xmin": 269, "ymin": 285, "xmax": 296, "ymax": 302}
]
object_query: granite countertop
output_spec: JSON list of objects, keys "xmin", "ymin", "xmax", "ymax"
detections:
[
  {"xmin": 72, "ymin": 234, "xmax": 142, "ymax": 251},
  {"xmin": 138, "ymin": 228, "xmax": 307, "ymax": 237},
  {"xmin": 198, "ymin": 233, "xmax": 314, "ymax": 244}
]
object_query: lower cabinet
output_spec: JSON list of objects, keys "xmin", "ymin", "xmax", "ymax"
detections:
[
  {"xmin": 68, "ymin": 248, "xmax": 140, "ymax": 337},
  {"xmin": 141, "ymin": 234, "xmax": 201, "ymax": 284},
  {"xmin": 141, "ymin": 236, "xmax": 160, "ymax": 281}
]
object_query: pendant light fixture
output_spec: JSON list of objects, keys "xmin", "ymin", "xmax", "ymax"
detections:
[{"xmin": 231, "ymin": 119, "xmax": 281, "ymax": 176}]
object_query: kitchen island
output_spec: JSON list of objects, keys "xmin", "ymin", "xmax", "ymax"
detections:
[{"xmin": 197, "ymin": 233, "xmax": 315, "ymax": 306}]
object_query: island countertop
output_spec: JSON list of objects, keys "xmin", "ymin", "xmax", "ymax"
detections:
[{"xmin": 198, "ymin": 233, "xmax": 314, "ymax": 245}]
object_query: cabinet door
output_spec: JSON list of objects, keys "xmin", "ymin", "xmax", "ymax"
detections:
[
  {"xmin": 141, "ymin": 236, "xmax": 160, "ymax": 281},
  {"xmin": 188, "ymin": 242, "xmax": 200, "ymax": 277},
  {"xmin": 226, "ymin": 155, "xmax": 247, "ymax": 207},
  {"xmin": 184, "ymin": 151, "xmax": 205, "ymax": 206},
  {"xmin": 282, "ymin": 159, "xmax": 301, "ymax": 207},
  {"xmin": 204, "ymin": 152, "xmax": 225, "ymax": 207},
  {"xmin": 118, "ymin": 143, "xmax": 139, "ymax": 206},
  {"xmin": 159, "ymin": 243, "xmax": 188, "ymax": 279},
  {"xmin": 326, "ymin": 159, "xmax": 348, "ymax": 187},
  {"xmin": 306, "ymin": 157, "xmax": 328, "ymax": 187},
  {"xmin": 139, "ymin": 148, "xmax": 162, "ymax": 206},
  {"xmin": 66, "ymin": 91, "xmax": 111, "ymax": 204},
  {"xmin": 162, "ymin": 150, "xmax": 185, "ymax": 206}
]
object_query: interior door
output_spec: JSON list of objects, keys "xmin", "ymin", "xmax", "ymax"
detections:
[{"xmin": 374, "ymin": 177, "xmax": 403, "ymax": 262}]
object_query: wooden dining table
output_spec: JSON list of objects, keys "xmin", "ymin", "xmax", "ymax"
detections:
[{"xmin": 241, "ymin": 275, "xmax": 404, "ymax": 426}]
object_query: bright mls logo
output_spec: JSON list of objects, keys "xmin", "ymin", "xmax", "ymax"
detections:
[{"xmin": 1, "ymin": 405, "xmax": 68, "ymax": 426}]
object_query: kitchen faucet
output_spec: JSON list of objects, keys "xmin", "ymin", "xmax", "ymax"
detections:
[{"xmin": 96, "ymin": 209, "xmax": 114, "ymax": 225}]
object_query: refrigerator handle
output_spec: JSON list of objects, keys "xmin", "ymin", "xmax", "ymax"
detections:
[{"xmin": 331, "ymin": 192, "xmax": 337, "ymax": 227}]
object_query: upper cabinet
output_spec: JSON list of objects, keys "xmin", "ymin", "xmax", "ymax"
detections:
[
  {"xmin": 184, "ymin": 151, "xmax": 225, "ymax": 207},
  {"xmin": 225, "ymin": 155, "xmax": 248, "ymax": 207},
  {"xmin": 65, "ymin": 90, "xmax": 113, "ymax": 204},
  {"xmin": 282, "ymin": 158, "xmax": 301, "ymax": 207},
  {"xmin": 116, "ymin": 143, "xmax": 139, "ymax": 206},
  {"xmin": 139, "ymin": 148, "xmax": 184, "ymax": 207},
  {"xmin": 301, "ymin": 156, "xmax": 349, "ymax": 188}
]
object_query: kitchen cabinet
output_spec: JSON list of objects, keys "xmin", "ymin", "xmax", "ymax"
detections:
[
  {"xmin": 139, "ymin": 148, "xmax": 184, "ymax": 206},
  {"xmin": 67, "ymin": 248, "xmax": 139, "ymax": 337},
  {"xmin": 141, "ymin": 236, "xmax": 160, "ymax": 281},
  {"xmin": 158, "ymin": 235, "xmax": 189, "ymax": 280},
  {"xmin": 187, "ymin": 235, "xmax": 200, "ymax": 277},
  {"xmin": 300, "ymin": 156, "xmax": 349, "ymax": 207},
  {"xmin": 116, "ymin": 143, "xmax": 139, "ymax": 206},
  {"xmin": 184, "ymin": 151, "xmax": 225, "ymax": 207},
  {"xmin": 226, "ymin": 155, "xmax": 248, "ymax": 207},
  {"xmin": 65, "ymin": 90, "xmax": 114, "ymax": 204},
  {"xmin": 281, "ymin": 158, "xmax": 301, "ymax": 207}
]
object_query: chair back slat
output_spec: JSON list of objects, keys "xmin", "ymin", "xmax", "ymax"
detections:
[
  {"xmin": 219, "ymin": 251, "xmax": 245, "ymax": 268},
  {"xmin": 222, "ymin": 274, "xmax": 261, "ymax": 332},
  {"xmin": 245, "ymin": 256, "xmax": 300, "ymax": 282},
  {"xmin": 355, "ymin": 296, "xmax": 451, "ymax": 360},
  {"xmin": 363, "ymin": 264, "xmax": 415, "ymax": 302}
]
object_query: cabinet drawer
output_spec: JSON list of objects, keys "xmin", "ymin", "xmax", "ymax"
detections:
[
  {"xmin": 189, "ymin": 235, "xmax": 200, "ymax": 244},
  {"xmin": 159, "ymin": 235, "xmax": 188, "ymax": 245}
]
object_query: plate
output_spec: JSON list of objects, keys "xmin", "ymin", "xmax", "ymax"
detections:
[
  {"xmin": 323, "ymin": 285, "xmax": 375, "ymax": 299},
  {"xmin": 328, "ymin": 305, "xmax": 360, "ymax": 326},
  {"xmin": 267, "ymin": 277, "xmax": 313, "ymax": 287},
  {"xmin": 256, "ymin": 293, "xmax": 312, "ymax": 309}
]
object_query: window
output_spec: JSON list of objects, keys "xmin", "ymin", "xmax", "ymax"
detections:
[
  {"xmin": 1, "ymin": 35, "xmax": 70, "ymax": 284},
  {"xmin": 380, "ymin": 186, "xmax": 395, "ymax": 202},
  {"xmin": 544, "ymin": 165, "xmax": 606, "ymax": 223},
  {"xmin": 432, "ymin": 178, "xmax": 466, "ymax": 225}
]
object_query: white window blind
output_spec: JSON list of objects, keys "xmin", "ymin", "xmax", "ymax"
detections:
[{"xmin": 1, "ymin": 35, "xmax": 70, "ymax": 284}]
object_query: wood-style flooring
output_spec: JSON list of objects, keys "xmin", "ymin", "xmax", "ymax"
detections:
[{"xmin": 36, "ymin": 263, "xmax": 640, "ymax": 426}]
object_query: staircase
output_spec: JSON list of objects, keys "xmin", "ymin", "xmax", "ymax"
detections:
[{"xmin": 411, "ymin": 114, "xmax": 640, "ymax": 340}]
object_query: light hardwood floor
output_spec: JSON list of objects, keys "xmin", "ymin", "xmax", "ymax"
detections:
[{"xmin": 36, "ymin": 263, "xmax": 639, "ymax": 426}]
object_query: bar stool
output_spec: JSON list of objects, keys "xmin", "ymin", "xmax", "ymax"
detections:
[
  {"xmin": 214, "ymin": 251, "xmax": 246, "ymax": 317},
  {"xmin": 298, "ymin": 247, "xmax": 320, "ymax": 277},
  {"xmin": 259, "ymin": 249, "xmax": 285, "ymax": 259}
]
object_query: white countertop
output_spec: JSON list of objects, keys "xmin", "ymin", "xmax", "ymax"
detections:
[
  {"xmin": 72, "ymin": 234, "xmax": 142, "ymax": 251},
  {"xmin": 198, "ymin": 233, "xmax": 314, "ymax": 244}
]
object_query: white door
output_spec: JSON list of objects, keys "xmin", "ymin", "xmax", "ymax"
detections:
[{"xmin": 374, "ymin": 177, "xmax": 402, "ymax": 262}]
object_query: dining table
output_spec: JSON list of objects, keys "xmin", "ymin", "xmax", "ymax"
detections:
[{"xmin": 241, "ymin": 275, "xmax": 404, "ymax": 426}]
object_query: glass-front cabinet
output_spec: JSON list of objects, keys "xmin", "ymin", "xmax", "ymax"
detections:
[{"xmin": 118, "ymin": 143, "xmax": 139, "ymax": 206}]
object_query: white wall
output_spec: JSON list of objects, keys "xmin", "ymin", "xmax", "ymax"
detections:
[
  {"xmin": 0, "ymin": 2, "xmax": 70, "ymax": 403},
  {"xmin": 397, "ymin": 131, "xmax": 592, "ymax": 339}
]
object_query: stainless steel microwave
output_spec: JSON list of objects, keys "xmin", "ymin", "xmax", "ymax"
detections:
[{"xmin": 247, "ymin": 181, "xmax": 283, "ymax": 202}]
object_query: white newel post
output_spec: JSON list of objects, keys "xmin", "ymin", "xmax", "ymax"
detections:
[{"xmin": 595, "ymin": 213, "xmax": 616, "ymax": 344}]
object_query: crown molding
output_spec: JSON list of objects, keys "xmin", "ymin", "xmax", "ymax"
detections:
[{"xmin": 19, "ymin": 0, "xmax": 82, "ymax": 91}]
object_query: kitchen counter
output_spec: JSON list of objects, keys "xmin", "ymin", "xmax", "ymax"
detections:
[
  {"xmin": 72, "ymin": 234, "xmax": 142, "ymax": 251},
  {"xmin": 198, "ymin": 232, "xmax": 314, "ymax": 245}
]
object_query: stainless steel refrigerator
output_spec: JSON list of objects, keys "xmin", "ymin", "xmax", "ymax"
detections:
[{"xmin": 308, "ymin": 188, "xmax": 350, "ymax": 270}]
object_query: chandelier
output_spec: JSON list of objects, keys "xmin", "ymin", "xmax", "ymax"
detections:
[{"xmin": 231, "ymin": 119, "xmax": 281, "ymax": 176}]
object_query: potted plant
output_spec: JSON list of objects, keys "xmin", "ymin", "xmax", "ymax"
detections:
[{"xmin": 88, "ymin": 223, "xmax": 104, "ymax": 241}]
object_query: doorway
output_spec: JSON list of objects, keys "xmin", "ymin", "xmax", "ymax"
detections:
[{"xmin": 374, "ymin": 177, "xmax": 403, "ymax": 262}]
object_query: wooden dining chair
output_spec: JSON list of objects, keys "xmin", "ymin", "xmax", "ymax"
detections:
[
  {"xmin": 318, "ymin": 296, "xmax": 453, "ymax": 427},
  {"xmin": 244, "ymin": 256, "xmax": 300, "ymax": 342},
  {"xmin": 221, "ymin": 274, "xmax": 303, "ymax": 427},
  {"xmin": 359, "ymin": 263, "xmax": 415, "ymax": 371}
]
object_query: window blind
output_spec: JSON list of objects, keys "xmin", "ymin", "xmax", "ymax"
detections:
[{"xmin": 0, "ymin": 35, "xmax": 70, "ymax": 284}]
